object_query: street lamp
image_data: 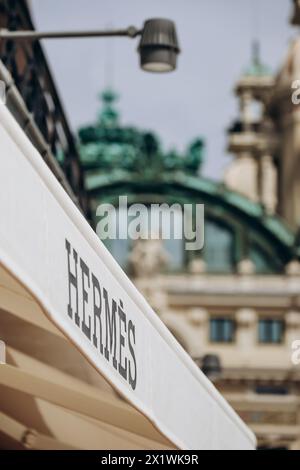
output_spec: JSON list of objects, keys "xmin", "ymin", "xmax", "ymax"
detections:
[
  {"xmin": 201, "ymin": 354, "xmax": 222, "ymax": 381},
  {"xmin": 138, "ymin": 19, "xmax": 180, "ymax": 72},
  {"xmin": 0, "ymin": 18, "xmax": 180, "ymax": 73},
  {"xmin": 194, "ymin": 354, "xmax": 222, "ymax": 382}
]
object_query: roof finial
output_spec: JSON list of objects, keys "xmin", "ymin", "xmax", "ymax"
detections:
[
  {"xmin": 98, "ymin": 88, "xmax": 119, "ymax": 127},
  {"xmin": 244, "ymin": 39, "xmax": 271, "ymax": 77},
  {"xmin": 252, "ymin": 39, "xmax": 260, "ymax": 67},
  {"xmin": 97, "ymin": 22, "xmax": 120, "ymax": 127}
]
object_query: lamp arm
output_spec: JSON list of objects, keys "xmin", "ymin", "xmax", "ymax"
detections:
[{"xmin": 0, "ymin": 26, "xmax": 141, "ymax": 40}]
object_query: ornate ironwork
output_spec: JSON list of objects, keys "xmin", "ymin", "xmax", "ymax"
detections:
[{"xmin": 0, "ymin": 0, "xmax": 90, "ymax": 218}]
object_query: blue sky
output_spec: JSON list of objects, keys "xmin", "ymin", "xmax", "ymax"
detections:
[{"xmin": 31, "ymin": 0, "xmax": 293, "ymax": 179}]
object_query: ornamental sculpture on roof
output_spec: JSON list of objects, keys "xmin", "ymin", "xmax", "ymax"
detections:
[{"xmin": 78, "ymin": 88, "xmax": 204, "ymax": 176}]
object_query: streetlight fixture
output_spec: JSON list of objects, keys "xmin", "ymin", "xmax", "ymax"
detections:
[
  {"xmin": 194, "ymin": 354, "xmax": 222, "ymax": 382},
  {"xmin": 202, "ymin": 354, "xmax": 222, "ymax": 382},
  {"xmin": 0, "ymin": 18, "xmax": 180, "ymax": 73},
  {"xmin": 138, "ymin": 19, "xmax": 180, "ymax": 72}
]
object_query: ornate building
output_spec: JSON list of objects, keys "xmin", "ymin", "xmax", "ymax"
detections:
[{"xmin": 78, "ymin": 7, "xmax": 300, "ymax": 449}]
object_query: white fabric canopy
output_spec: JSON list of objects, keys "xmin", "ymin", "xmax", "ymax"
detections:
[{"xmin": 0, "ymin": 103, "xmax": 255, "ymax": 450}]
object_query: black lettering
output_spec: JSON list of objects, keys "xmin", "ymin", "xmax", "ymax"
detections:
[
  {"xmin": 128, "ymin": 320, "xmax": 137, "ymax": 390},
  {"xmin": 65, "ymin": 239, "xmax": 79, "ymax": 326},
  {"xmin": 80, "ymin": 258, "xmax": 91, "ymax": 340},
  {"xmin": 103, "ymin": 288, "xmax": 118, "ymax": 369},
  {"xmin": 118, "ymin": 300, "xmax": 127, "ymax": 380},
  {"xmin": 92, "ymin": 273, "xmax": 103, "ymax": 354}
]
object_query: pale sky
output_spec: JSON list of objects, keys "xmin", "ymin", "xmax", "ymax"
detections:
[{"xmin": 30, "ymin": 0, "xmax": 294, "ymax": 179}]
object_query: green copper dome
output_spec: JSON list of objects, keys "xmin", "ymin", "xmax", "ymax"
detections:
[
  {"xmin": 78, "ymin": 87, "xmax": 204, "ymax": 176},
  {"xmin": 77, "ymin": 88, "xmax": 297, "ymax": 274}
]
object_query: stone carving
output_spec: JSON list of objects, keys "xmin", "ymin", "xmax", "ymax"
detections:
[
  {"xmin": 237, "ymin": 259, "xmax": 255, "ymax": 275},
  {"xmin": 129, "ymin": 238, "xmax": 168, "ymax": 278},
  {"xmin": 188, "ymin": 257, "xmax": 206, "ymax": 274}
]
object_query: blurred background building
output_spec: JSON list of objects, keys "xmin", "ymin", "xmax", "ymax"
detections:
[
  {"xmin": 1, "ymin": 0, "xmax": 300, "ymax": 450},
  {"xmin": 78, "ymin": 0, "xmax": 300, "ymax": 450}
]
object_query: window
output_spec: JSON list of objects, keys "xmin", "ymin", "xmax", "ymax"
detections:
[
  {"xmin": 203, "ymin": 220, "xmax": 235, "ymax": 273},
  {"xmin": 258, "ymin": 319, "xmax": 284, "ymax": 344},
  {"xmin": 101, "ymin": 207, "xmax": 131, "ymax": 269},
  {"xmin": 210, "ymin": 318, "xmax": 235, "ymax": 343},
  {"xmin": 255, "ymin": 385, "xmax": 289, "ymax": 395},
  {"xmin": 104, "ymin": 206, "xmax": 185, "ymax": 271}
]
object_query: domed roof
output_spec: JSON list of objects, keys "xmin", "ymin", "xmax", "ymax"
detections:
[
  {"xmin": 78, "ymin": 88, "xmax": 205, "ymax": 176},
  {"xmin": 77, "ymin": 88, "xmax": 298, "ymax": 274}
]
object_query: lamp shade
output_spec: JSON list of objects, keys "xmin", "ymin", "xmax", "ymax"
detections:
[
  {"xmin": 201, "ymin": 354, "xmax": 222, "ymax": 381},
  {"xmin": 138, "ymin": 18, "xmax": 180, "ymax": 72}
]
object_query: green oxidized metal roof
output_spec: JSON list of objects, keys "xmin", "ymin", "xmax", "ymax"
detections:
[
  {"xmin": 78, "ymin": 87, "xmax": 204, "ymax": 176},
  {"xmin": 98, "ymin": 88, "xmax": 120, "ymax": 127},
  {"xmin": 85, "ymin": 169, "xmax": 295, "ymax": 253},
  {"xmin": 77, "ymin": 87, "xmax": 298, "ymax": 265}
]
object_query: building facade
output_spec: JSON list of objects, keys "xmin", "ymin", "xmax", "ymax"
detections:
[
  {"xmin": 0, "ymin": 0, "xmax": 253, "ymax": 450},
  {"xmin": 1, "ymin": 0, "xmax": 300, "ymax": 451},
  {"xmin": 78, "ymin": 4, "xmax": 300, "ymax": 449}
]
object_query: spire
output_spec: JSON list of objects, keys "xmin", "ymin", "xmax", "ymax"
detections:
[
  {"xmin": 244, "ymin": 40, "xmax": 271, "ymax": 78},
  {"xmin": 97, "ymin": 88, "xmax": 120, "ymax": 128},
  {"xmin": 252, "ymin": 40, "xmax": 260, "ymax": 68}
]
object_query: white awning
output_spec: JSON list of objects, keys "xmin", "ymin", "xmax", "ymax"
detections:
[{"xmin": 0, "ymin": 103, "xmax": 255, "ymax": 450}]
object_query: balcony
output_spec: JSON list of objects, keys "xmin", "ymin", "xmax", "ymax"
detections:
[
  {"xmin": 225, "ymin": 392, "xmax": 300, "ymax": 449},
  {"xmin": 227, "ymin": 120, "xmax": 278, "ymax": 154}
]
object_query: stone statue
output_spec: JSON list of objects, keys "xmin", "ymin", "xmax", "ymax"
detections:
[{"xmin": 129, "ymin": 237, "xmax": 168, "ymax": 278}]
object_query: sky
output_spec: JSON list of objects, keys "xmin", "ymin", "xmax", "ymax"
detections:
[{"xmin": 30, "ymin": 0, "xmax": 293, "ymax": 180}]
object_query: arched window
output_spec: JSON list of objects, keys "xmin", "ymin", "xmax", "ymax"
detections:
[
  {"xmin": 102, "ymin": 206, "xmax": 184, "ymax": 271},
  {"xmin": 102, "ymin": 206, "xmax": 130, "ymax": 269},
  {"xmin": 203, "ymin": 220, "xmax": 235, "ymax": 273}
]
